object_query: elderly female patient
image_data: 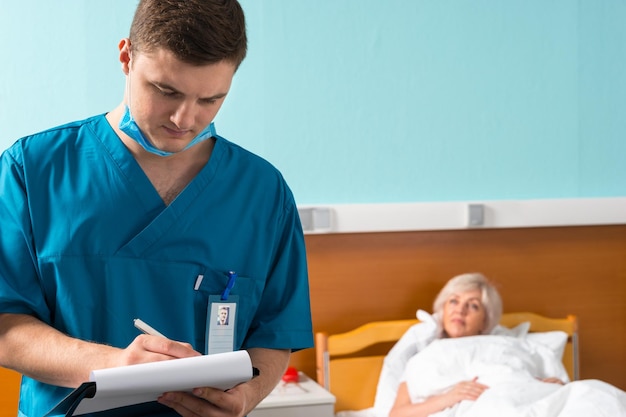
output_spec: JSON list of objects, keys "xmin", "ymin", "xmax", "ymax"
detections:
[{"xmin": 388, "ymin": 273, "xmax": 563, "ymax": 417}]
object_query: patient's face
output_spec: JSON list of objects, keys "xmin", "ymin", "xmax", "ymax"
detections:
[{"xmin": 442, "ymin": 289, "xmax": 486, "ymax": 338}]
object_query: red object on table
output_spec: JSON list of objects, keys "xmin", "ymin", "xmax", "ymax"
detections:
[{"xmin": 282, "ymin": 366, "xmax": 299, "ymax": 383}]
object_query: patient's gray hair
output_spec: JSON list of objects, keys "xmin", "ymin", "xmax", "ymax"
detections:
[{"xmin": 432, "ymin": 273, "xmax": 503, "ymax": 336}]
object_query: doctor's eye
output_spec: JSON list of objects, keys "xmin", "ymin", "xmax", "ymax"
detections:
[
  {"xmin": 199, "ymin": 98, "xmax": 218, "ymax": 105},
  {"xmin": 152, "ymin": 84, "xmax": 180, "ymax": 98},
  {"xmin": 158, "ymin": 89, "xmax": 179, "ymax": 98}
]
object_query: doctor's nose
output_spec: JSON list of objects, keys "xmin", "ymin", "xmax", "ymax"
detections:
[{"xmin": 170, "ymin": 102, "xmax": 196, "ymax": 130}]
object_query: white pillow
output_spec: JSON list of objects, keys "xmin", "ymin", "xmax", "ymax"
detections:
[
  {"xmin": 523, "ymin": 332, "xmax": 570, "ymax": 382},
  {"xmin": 491, "ymin": 321, "xmax": 530, "ymax": 338},
  {"xmin": 526, "ymin": 330, "xmax": 568, "ymax": 361},
  {"xmin": 490, "ymin": 322, "xmax": 567, "ymax": 364},
  {"xmin": 490, "ymin": 323, "xmax": 569, "ymax": 379}
]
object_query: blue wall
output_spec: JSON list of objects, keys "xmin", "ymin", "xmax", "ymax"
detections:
[{"xmin": 1, "ymin": 1, "xmax": 625, "ymax": 204}]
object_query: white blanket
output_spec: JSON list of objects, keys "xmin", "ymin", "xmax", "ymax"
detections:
[
  {"xmin": 338, "ymin": 334, "xmax": 626, "ymax": 417},
  {"xmin": 404, "ymin": 335, "xmax": 626, "ymax": 417}
]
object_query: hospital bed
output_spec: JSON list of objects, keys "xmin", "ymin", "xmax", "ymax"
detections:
[{"xmin": 315, "ymin": 312, "xmax": 579, "ymax": 413}]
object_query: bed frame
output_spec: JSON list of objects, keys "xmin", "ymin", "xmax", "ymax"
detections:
[
  {"xmin": 0, "ymin": 367, "xmax": 20, "ymax": 417},
  {"xmin": 315, "ymin": 312, "xmax": 579, "ymax": 412}
]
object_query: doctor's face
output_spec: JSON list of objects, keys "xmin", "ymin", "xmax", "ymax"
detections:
[
  {"xmin": 442, "ymin": 289, "xmax": 486, "ymax": 338},
  {"xmin": 121, "ymin": 41, "xmax": 236, "ymax": 154}
]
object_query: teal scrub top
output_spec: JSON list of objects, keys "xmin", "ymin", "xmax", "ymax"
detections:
[{"xmin": 0, "ymin": 115, "xmax": 313, "ymax": 417}]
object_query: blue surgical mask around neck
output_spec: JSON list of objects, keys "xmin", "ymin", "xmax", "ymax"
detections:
[{"xmin": 118, "ymin": 105, "xmax": 216, "ymax": 157}]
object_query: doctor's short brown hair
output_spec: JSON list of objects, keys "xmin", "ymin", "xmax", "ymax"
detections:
[{"xmin": 129, "ymin": 0, "xmax": 247, "ymax": 68}]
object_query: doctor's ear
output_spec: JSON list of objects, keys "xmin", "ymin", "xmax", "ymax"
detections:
[{"xmin": 118, "ymin": 38, "xmax": 132, "ymax": 74}]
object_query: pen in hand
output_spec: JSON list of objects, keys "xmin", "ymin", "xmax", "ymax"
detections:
[
  {"xmin": 134, "ymin": 318, "xmax": 261, "ymax": 379},
  {"xmin": 133, "ymin": 318, "xmax": 167, "ymax": 338}
]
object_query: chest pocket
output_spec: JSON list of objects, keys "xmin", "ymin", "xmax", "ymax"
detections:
[{"xmin": 193, "ymin": 269, "xmax": 261, "ymax": 352}]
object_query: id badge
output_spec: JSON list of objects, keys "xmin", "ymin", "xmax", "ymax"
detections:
[{"xmin": 206, "ymin": 294, "xmax": 238, "ymax": 355}]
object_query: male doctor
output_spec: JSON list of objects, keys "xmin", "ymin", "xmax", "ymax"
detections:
[{"xmin": 0, "ymin": 1, "xmax": 313, "ymax": 416}]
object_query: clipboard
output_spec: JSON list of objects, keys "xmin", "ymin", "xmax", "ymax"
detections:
[{"xmin": 46, "ymin": 350, "xmax": 254, "ymax": 416}]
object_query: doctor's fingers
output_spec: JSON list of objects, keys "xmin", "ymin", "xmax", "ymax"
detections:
[
  {"xmin": 121, "ymin": 335, "xmax": 200, "ymax": 365},
  {"xmin": 159, "ymin": 388, "xmax": 245, "ymax": 417}
]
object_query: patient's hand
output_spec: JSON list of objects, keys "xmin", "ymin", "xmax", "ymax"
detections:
[
  {"xmin": 390, "ymin": 378, "xmax": 489, "ymax": 417},
  {"xmin": 539, "ymin": 377, "xmax": 565, "ymax": 385},
  {"xmin": 444, "ymin": 377, "xmax": 489, "ymax": 405}
]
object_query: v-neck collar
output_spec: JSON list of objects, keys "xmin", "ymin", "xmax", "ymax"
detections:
[{"xmin": 91, "ymin": 114, "xmax": 226, "ymax": 255}]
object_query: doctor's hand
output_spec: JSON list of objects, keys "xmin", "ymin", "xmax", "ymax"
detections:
[
  {"xmin": 157, "ymin": 347, "xmax": 289, "ymax": 417},
  {"xmin": 157, "ymin": 385, "xmax": 249, "ymax": 417},
  {"xmin": 116, "ymin": 334, "xmax": 201, "ymax": 367}
]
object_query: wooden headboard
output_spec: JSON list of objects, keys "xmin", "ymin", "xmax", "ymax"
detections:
[{"xmin": 288, "ymin": 224, "xmax": 626, "ymax": 391}]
